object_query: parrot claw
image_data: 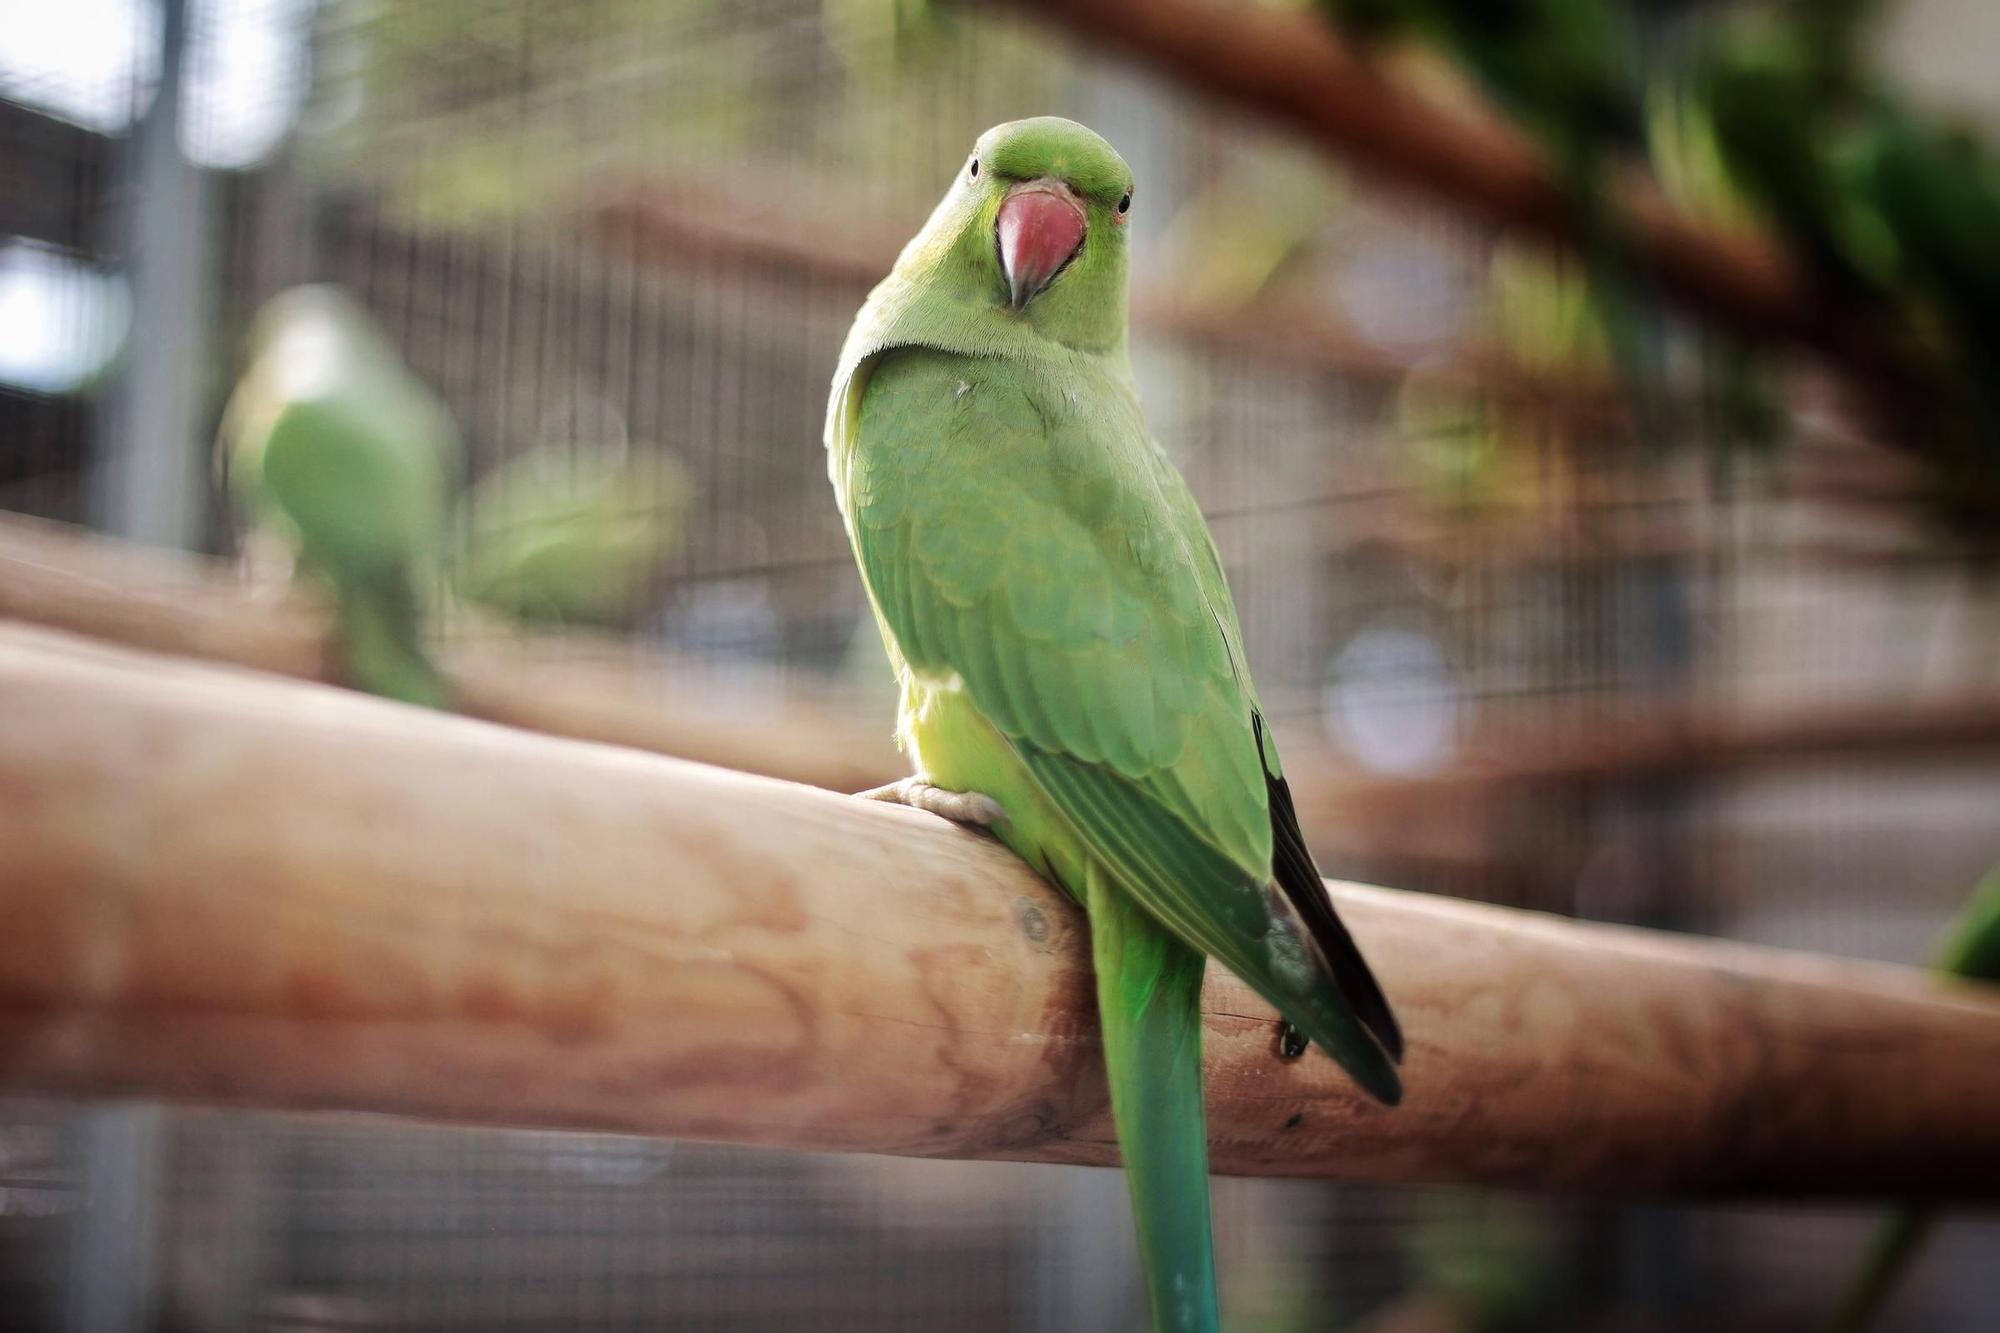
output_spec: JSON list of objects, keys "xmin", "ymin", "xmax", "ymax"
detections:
[{"xmin": 858, "ymin": 778, "xmax": 1004, "ymax": 828}]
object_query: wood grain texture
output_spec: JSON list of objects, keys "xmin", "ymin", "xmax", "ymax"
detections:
[
  {"xmin": 2, "ymin": 622, "xmax": 1998, "ymax": 1196},
  {"xmin": 0, "ymin": 511, "xmax": 901, "ymax": 793}
]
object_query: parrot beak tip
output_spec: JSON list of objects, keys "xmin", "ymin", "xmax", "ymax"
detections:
[{"xmin": 996, "ymin": 179, "xmax": 1087, "ymax": 311}]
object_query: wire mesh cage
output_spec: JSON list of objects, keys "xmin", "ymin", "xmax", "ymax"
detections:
[{"xmin": 2, "ymin": 0, "xmax": 1998, "ymax": 1329}]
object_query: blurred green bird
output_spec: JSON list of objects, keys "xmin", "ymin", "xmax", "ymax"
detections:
[
  {"xmin": 220, "ymin": 285, "xmax": 457, "ymax": 708},
  {"xmin": 1832, "ymin": 862, "xmax": 2000, "ymax": 1332},
  {"xmin": 828, "ymin": 117, "xmax": 1403, "ymax": 1333},
  {"xmin": 455, "ymin": 442, "xmax": 689, "ymax": 631}
]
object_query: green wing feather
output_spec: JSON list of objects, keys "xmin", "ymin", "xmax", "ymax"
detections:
[{"xmin": 841, "ymin": 346, "xmax": 1401, "ymax": 1103}]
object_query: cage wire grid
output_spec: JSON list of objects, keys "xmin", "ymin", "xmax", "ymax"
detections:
[{"xmin": 1, "ymin": 0, "xmax": 1998, "ymax": 1328}]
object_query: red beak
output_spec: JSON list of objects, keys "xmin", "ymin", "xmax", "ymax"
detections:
[{"xmin": 996, "ymin": 179, "xmax": 1086, "ymax": 310}]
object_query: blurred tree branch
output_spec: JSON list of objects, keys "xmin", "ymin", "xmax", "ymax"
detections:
[
  {"xmin": 0, "ymin": 511, "xmax": 900, "ymax": 794},
  {"xmin": 597, "ymin": 184, "xmax": 1643, "ymax": 413},
  {"xmin": 995, "ymin": 0, "xmax": 1915, "ymax": 416},
  {"xmin": 6, "ymin": 510, "xmax": 2000, "ymax": 836}
]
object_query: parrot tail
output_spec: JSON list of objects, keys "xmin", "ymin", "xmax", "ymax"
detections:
[
  {"xmin": 336, "ymin": 571, "xmax": 449, "ymax": 710},
  {"xmin": 1084, "ymin": 861, "xmax": 1221, "ymax": 1333},
  {"xmin": 1829, "ymin": 1206, "xmax": 1936, "ymax": 1333}
]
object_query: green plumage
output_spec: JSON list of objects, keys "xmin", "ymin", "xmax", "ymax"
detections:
[
  {"xmin": 1086, "ymin": 862, "xmax": 1218, "ymax": 1331},
  {"xmin": 828, "ymin": 118, "xmax": 1402, "ymax": 1332},
  {"xmin": 1833, "ymin": 863, "xmax": 2000, "ymax": 1332},
  {"xmin": 1932, "ymin": 866, "xmax": 2000, "ymax": 980},
  {"xmin": 456, "ymin": 442, "xmax": 689, "ymax": 630},
  {"xmin": 222, "ymin": 286, "xmax": 457, "ymax": 708}
]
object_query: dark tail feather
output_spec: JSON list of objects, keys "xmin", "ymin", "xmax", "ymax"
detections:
[{"xmin": 1256, "ymin": 712, "xmax": 1404, "ymax": 1063}]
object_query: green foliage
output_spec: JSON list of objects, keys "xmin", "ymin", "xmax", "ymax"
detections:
[
  {"xmin": 1319, "ymin": 0, "xmax": 2000, "ymax": 530},
  {"xmin": 1486, "ymin": 243, "xmax": 1607, "ymax": 376},
  {"xmin": 335, "ymin": 0, "xmax": 765, "ymax": 225},
  {"xmin": 1645, "ymin": 77, "xmax": 1754, "ymax": 231},
  {"xmin": 1395, "ymin": 374, "xmax": 1508, "ymax": 514},
  {"xmin": 1154, "ymin": 150, "xmax": 1346, "ymax": 310},
  {"xmin": 316, "ymin": 0, "xmax": 1075, "ymax": 232},
  {"xmin": 1696, "ymin": 12, "xmax": 1882, "ymax": 290},
  {"xmin": 1931, "ymin": 862, "xmax": 2000, "ymax": 984},
  {"xmin": 822, "ymin": 0, "xmax": 950, "ymax": 70},
  {"xmin": 1708, "ymin": 339, "xmax": 1785, "ymax": 456},
  {"xmin": 1324, "ymin": 0, "xmax": 1642, "ymax": 149},
  {"xmin": 1406, "ymin": 1193, "xmax": 1565, "ymax": 1333}
]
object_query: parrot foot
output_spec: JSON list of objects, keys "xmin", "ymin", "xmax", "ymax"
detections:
[{"xmin": 858, "ymin": 778, "xmax": 1004, "ymax": 828}]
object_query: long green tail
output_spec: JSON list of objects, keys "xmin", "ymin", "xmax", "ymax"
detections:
[
  {"xmin": 336, "ymin": 571, "xmax": 448, "ymax": 709},
  {"xmin": 1830, "ymin": 1208, "xmax": 1936, "ymax": 1333},
  {"xmin": 1084, "ymin": 862, "xmax": 1220, "ymax": 1333},
  {"xmin": 1830, "ymin": 863, "xmax": 2000, "ymax": 1330}
]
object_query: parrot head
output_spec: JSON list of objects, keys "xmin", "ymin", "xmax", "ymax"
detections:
[
  {"xmin": 225, "ymin": 286, "xmax": 408, "ymax": 458},
  {"xmin": 244, "ymin": 285, "xmax": 395, "ymax": 381},
  {"xmin": 896, "ymin": 117, "xmax": 1134, "ymax": 351}
]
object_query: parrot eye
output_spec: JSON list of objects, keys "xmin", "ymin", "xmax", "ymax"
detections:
[
  {"xmin": 1116, "ymin": 191, "xmax": 1132, "ymax": 219},
  {"xmin": 968, "ymin": 157, "xmax": 980, "ymax": 181}
]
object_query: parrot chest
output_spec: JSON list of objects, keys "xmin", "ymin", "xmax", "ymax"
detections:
[{"xmin": 900, "ymin": 675, "xmax": 1088, "ymax": 905}]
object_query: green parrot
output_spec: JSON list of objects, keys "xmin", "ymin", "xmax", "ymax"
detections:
[
  {"xmin": 456, "ymin": 442, "xmax": 689, "ymax": 630},
  {"xmin": 221, "ymin": 285, "xmax": 457, "ymax": 708},
  {"xmin": 1832, "ymin": 861, "xmax": 2000, "ymax": 1333},
  {"xmin": 826, "ymin": 118, "xmax": 1404, "ymax": 1332}
]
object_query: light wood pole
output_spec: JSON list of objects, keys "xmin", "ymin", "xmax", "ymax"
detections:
[{"xmin": 3, "ymin": 623, "xmax": 1997, "ymax": 1197}]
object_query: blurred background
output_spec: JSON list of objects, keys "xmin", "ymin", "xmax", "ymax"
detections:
[{"xmin": 3, "ymin": 0, "xmax": 1999, "ymax": 1327}]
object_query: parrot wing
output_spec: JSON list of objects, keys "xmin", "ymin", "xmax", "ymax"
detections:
[{"xmin": 841, "ymin": 346, "xmax": 1402, "ymax": 1103}]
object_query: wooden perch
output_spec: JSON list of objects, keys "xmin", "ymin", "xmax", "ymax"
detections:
[
  {"xmin": 3, "ymin": 621, "xmax": 1999, "ymax": 1197},
  {"xmin": 0, "ymin": 510, "xmax": 901, "ymax": 794},
  {"xmin": 1002, "ymin": 0, "xmax": 1908, "ymax": 398}
]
